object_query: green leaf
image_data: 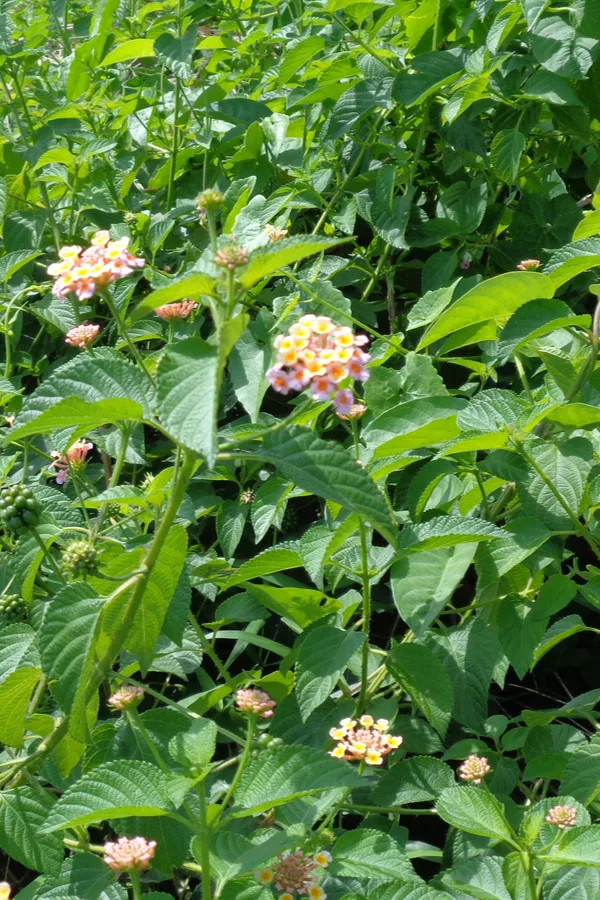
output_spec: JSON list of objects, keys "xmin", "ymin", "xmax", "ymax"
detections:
[
  {"xmin": 244, "ymin": 583, "xmax": 340, "ymax": 629},
  {"xmin": 497, "ymin": 598, "xmax": 547, "ymax": 679},
  {"xmin": 417, "ymin": 272, "xmax": 555, "ymax": 350},
  {"xmin": 543, "ymin": 826, "xmax": 600, "ymax": 867},
  {"xmin": 392, "ymin": 51, "xmax": 463, "ymax": 106},
  {"xmin": 229, "ymin": 328, "xmax": 269, "ymax": 423},
  {"xmin": 327, "ymin": 81, "xmax": 383, "ymax": 139},
  {"xmin": 398, "ymin": 517, "xmax": 504, "ymax": 553},
  {"xmin": 515, "ymin": 437, "xmax": 593, "ymax": 531},
  {"xmin": 523, "ymin": 69, "xmax": 582, "ymax": 105},
  {"xmin": 234, "ymin": 745, "xmax": 363, "ymax": 815},
  {"xmin": 126, "ymin": 524, "xmax": 188, "ymax": 674},
  {"xmin": 561, "ymin": 734, "xmax": 600, "ymax": 806},
  {"xmin": 544, "ymin": 865, "xmax": 600, "ymax": 898},
  {"xmin": 127, "ymin": 274, "xmax": 216, "ymax": 325},
  {"xmin": 391, "ymin": 544, "xmax": 476, "ymax": 637},
  {"xmin": 239, "ymin": 236, "xmax": 348, "ymax": 288},
  {"xmin": 457, "ymin": 390, "xmax": 528, "ymax": 433},
  {"xmin": 223, "ymin": 546, "xmax": 302, "ymax": 588},
  {"xmin": 296, "ymin": 626, "xmax": 365, "ymax": 721},
  {"xmin": 0, "ymin": 788, "xmax": 64, "ymax": 874},
  {"xmin": 544, "ymin": 238, "xmax": 600, "ymax": 288},
  {"xmin": 496, "ymin": 299, "xmax": 589, "ymax": 362},
  {"xmin": 39, "ymin": 583, "xmax": 104, "ymax": 741},
  {"xmin": 157, "ymin": 337, "xmax": 219, "ymax": 467},
  {"xmin": 217, "ymin": 501, "xmax": 248, "ymax": 558},
  {"xmin": 0, "ymin": 624, "xmax": 39, "ymax": 684},
  {"xmin": 0, "ymin": 249, "xmax": 41, "ymax": 282},
  {"xmin": 169, "ymin": 717, "xmax": 217, "ymax": 772},
  {"xmin": 0, "ymin": 668, "xmax": 42, "ymax": 747},
  {"xmin": 366, "ymin": 397, "xmax": 465, "ymax": 459},
  {"xmin": 442, "ymin": 855, "xmax": 512, "ymax": 900},
  {"xmin": 436, "ymin": 786, "xmax": 517, "ymax": 846},
  {"xmin": 387, "ymin": 643, "xmax": 454, "ymax": 737},
  {"xmin": 34, "ymin": 851, "xmax": 120, "ymax": 899},
  {"xmin": 438, "ymin": 181, "xmax": 488, "ymax": 235},
  {"xmin": 10, "ymin": 396, "xmax": 144, "ymax": 441},
  {"xmin": 574, "ymin": 210, "xmax": 600, "ymax": 240},
  {"xmin": 101, "ymin": 39, "xmax": 156, "ymax": 65},
  {"xmin": 330, "ymin": 828, "xmax": 418, "ymax": 884},
  {"xmin": 373, "ymin": 757, "xmax": 455, "ymax": 806},
  {"xmin": 42, "ymin": 760, "xmax": 174, "ymax": 832},
  {"xmin": 531, "ymin": 17, "xmax": 595, "ymax": 80},
  {"xmin": 257, "ymin": 427, "xmax": 396, "ymax": 542}
]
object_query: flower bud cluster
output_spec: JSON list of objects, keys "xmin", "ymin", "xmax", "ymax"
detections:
[
  {"xmin": 107, "ymin": 685, "xmax": 145, "ymax": 711},
  {"xmin": 458, "ymin": 755, "xmax": 492, "ymax": 784},
  {"xmin": 545, "ymin": 805, "xmax": 577, "ymax": 829},
  {"xmin": 155, "ymin": 300, "xmax": 198, "ymax": 320},
  {"xmin": 103, "ymin": 836, "xmax": 156, "ymax": 871},
  {"xmin": 235, "ymin": 688, "xmax": 276, "ymax": 718},
  {"xmin": 255, "ymin": 848, "xmax": 331, "ymax": 899},
  {"xmin": 50, "ymin": 439, "xmax": 93, "ymax": 485},
  {"xmin": 65, "ymin": 323, "xmax": 100, "ymax": 348}
]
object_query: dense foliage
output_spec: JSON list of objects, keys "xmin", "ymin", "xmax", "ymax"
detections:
[{"xmin": 2, "ymin": 0, "xmax": 600, "ymax": 898}]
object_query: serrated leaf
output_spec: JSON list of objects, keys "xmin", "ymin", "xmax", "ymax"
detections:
[
  {"xmin": 101, "ymin": 39, "xmax": 156, "ymax": 65},
  {"xmin": 497, "ymin": 598, "xmax": 547, "ymax": 679},
  {"xmin": 223, "ymin": 546, "xmax": 302, "ymax": 588},
  {"xmin": 0, "ymin": 788, "xmax": 64, "ymax": 874},
  {"xmin": 515, "ymin": 437, "xmax": 592, "ymax": 531},
  {"xmin": 169, "ymin": 717, "xmax": 217, "ymax": 771},
  {"xmin": 9, "ymin": 396, "xmax": 144, "ymax": 441},
  {"xmin": 544, "ymin": 238, "xmax": 600, "ymax": 288},
  {"xmin": 387, "ymin": 643, "xmax": 454, "ymax": 737},
  {"xmin": 561, "ymin": 735, "xmax": 600, "ymax": 806},
  {"xmin": 239, "ymin": 236, "xmax": 348, "ymax": 288},
  {"xmin": 543, "ymin": 826, "xmax": 600, "ymax": 867},
  {"xmin": 296, "ymin": 626, "xmax": 365, "ymax": 721},
  {"xmin": 234, "ymin": 745, "xmax": 363, "ymax": 815},
  {"xmin": 330, "ymin": 828, "xmax": 418, "ymax": 884},
  {"xmin": 156, "ymin": 337, "xmax": 219, "ymax": 467},
  {"xmin": 373, "ymin": 756, "xmax": 455, "ymax": 806},
  {"xmin": 39, "ymin": 583, "xmax": 104, "ymax": 740},
  {"xmin": 35, "ymin": 852, "xmax": 121, "ymax": 899},
  {"xmin": 490, "ymin": 129, "xmax": 525, "ymax": 183},
  {"xmin": 42, "ymin": 760, "xmax": 174, "ymax": 832},
  {"xmin": 257, "ymin": 427, "xmax": 396, "ymax": 542},
  {"xmin": 0, "ymin": 624, "xmax": 39, "ymax": 684},
  {"xmin": 391, "ymin": 544, "xmax": 476, "ymax": 637},
  {"xmin": 398, "ymin": 516, "xmax": 504, "ymax": 552},
  {"xmin": 244, "ymin": 583, "xmax": 340, "ymax": 629},
  {"xmin": 436, "ymin": 786, "xmax": 517, "ymax": 845},
  {"xmin": 0, "ymin": 668, "xmax": 42, "ymax": 747}
]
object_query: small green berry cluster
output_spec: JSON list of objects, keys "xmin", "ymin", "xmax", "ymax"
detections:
[
  {"xmin": 0, "ymin": 484, "xmax": 41, "ymax": 531},
  {"xmin": 61, "ymin": 539, "xmax": 99, "ymax": 578},
  {"xmin": 0, "ymin": 594, "xmax": 27, "ymax": 624}
]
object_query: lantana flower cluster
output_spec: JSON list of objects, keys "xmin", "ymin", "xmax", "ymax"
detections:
[
  {"xmin": 256, "ymin": 849, "xmax": 331, "ymax": 900},
  {"xmin": 65, "ymin": 323, "xmax": 100, "ymax": 349},
  {"xmin": 545, "ymin": 804, "xmax": 577, "ymax": 829},
  {"xmin": 108, "ymin": 685, "xmax": 145, "ymax": 711},
  {"xmin": 458, "ymin": 755, "xmax": 492, "ymax": 784},
  {"xmin": 103, "ymin": 836, "xmax": 156, "ymax": 871},
  {"xmin": 49, "ymin": 439, "xmax": 93, "ymax": 485},
  {"xmin": 0, "ymin": 883, "xmax": 10, "ymax": 900},
  {"xmin": 329, "ymin": 715, "xmax": 401, "ymax": 766},
  {"xmin": 235, "ymin": 687, "xmax": 277, "ymax": 718},
  {"xmin": 267, "ymin": 315, "xmax": 370, "ymax": 417},
  {"xmin": 48, "ymin": 231, "xmax": 144, "ymax": 301}
]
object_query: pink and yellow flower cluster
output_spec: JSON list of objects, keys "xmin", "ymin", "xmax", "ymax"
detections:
[
  {"xmin": 50, "ymin": 439, "xmax": 93, "ymax": 485},
  {"xmin": 256, "ymin": 849, "xmax": 331, "ymax": 900},
  {"xmin": 267, "ymin": 315, "xmax": 370, "ymax": 416},
  {"xmin": 329, "ymin": 715, "xmax": 402, "ymax": 766},
  {"xmin": 48, "ymin": 231, "xmax": 144, "ymax": 301}
]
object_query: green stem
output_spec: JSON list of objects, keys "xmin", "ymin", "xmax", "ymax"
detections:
[
  {"xmin": 31, "ymin": 528, "xmax": 66, "ymax": 583},
  {"xmin": 521, "ymin": 852, "xmax": 537, "ymax": 900},
  {"xmin": 102, "ymin": 290, "xmax": 155, "ymax": 386},
  {"xmin": 207, "ymin": 210, "xmax": 218, "ymax": 256},
  {"xmin": 332, "ymin": 12, "xmax": 396, "ymax": 73},
  {"xmin": 218, "ymin": 715, "xmax": 256, "ymax": 821},
  {"xmin": 188, "ymin": 614, "xmax": 235, "ymax": 686},
  {"xmin": 93, "ymin": 423, "xmax": 132, "ymax": 538},
  {"xmin": 197, "ymin": 780, "xmax": 213, "ymax": 900},
  {"xmin": 357, "ymin": 520, "xmax": 371, "ymax": 714},
  {"xmin": 166, "ymin": 78, "xmax": 181, "ymax": 210},
  {"xmin": 130, "ymin": 869, "xmax": 143, "ymax": 900}
]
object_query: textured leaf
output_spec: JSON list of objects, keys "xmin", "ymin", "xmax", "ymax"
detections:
[
  {"xmin": 330, "ymin": 828, "xmax": 418, "ymax": 884},
  {"xmin": 561, "ymin": 735, "xmax": 600, "ymax": 806},
  {"xmin": 296, "ymin": 626, "xmax": 365, "ymax": 721},
  {"xmin": 436, "ymin": 787, "xmax": 517, "ymax": 845},
  {"xmin": 387, "ymin": 643, "xmax": 454, "ymax": 737},
  {"xmin": 244, "ymin": 583, "xmax": 340, "ymax": 629},
  {"xmin": 234, "ymin": 745, "xmax": 363, "ymax": 815},
  {"xmin": 497, "ymin": 598, "xmax": 547, "ymax": 679},
  {"xmin": 0, "ymin": 788, "xmax": 64, "ymax": 874},
  {"xmin": 223, "ymin": 546, "xmax": 302, "ymax": 588},
  {"xmin": 34, "ymin": 852, "xmax": 121, "ymax": 899},
  {"xmin": 43, "ymin": 761, "xmax": 174, "ymax": 832},
  {"xmin": 169, "ymin": 717, "xmax": 217, "ymax": 772},
  {"xmin": 398, "ymin": 516, "xmax": 504, "ymax": 553},
  {"xmin": 157, "ymin": 337, "xmax": 219, "ymax": 466},
  {"xmin": 258, "ymin": 427, "xmax": 396, "ymax": 542},
  {"xmin": 544, "ymin": 238, "xmax": 600, "ymax": 288},
  {"xmin": 128, "ymin": 273, "xmax": 215, "ymax": 324},
  {"xmin": 0, "ymin": 668, "xmax": 42, "ymax": 747},
  {"xmin": 491, "ymin": 128, "xmax": 525, "ymax": 183},
  {"xmin": 0, "ymin": 624, "xmax": 39, "ymax": 684},
  {"xmin": 373, "ymin": 757, "xmax": 455, "ymax": 806},
  {"xmin": 239, "ymin": 236, "xmax": 347, "ymax": 288},
  {"xmin": 442, "ymin": 855, "xmax": 512, "ymax": 900},
  {"xmin": 543, "ymin": 826, "xmax": 600, "ymax": 867},
  {"xmin": 515, "ymin": 437, "xmax": 593, "ymax": 531}
]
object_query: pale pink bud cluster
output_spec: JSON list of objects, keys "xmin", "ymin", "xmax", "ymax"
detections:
[
  {"xmin": 65, "ymin": 323, "xmax": 100, "ymax": 349},
  {"xmin": 235, "ymin": 688, "xmax": 276, "ymax": 718},
  {"xmin": 458, "ymin": 755, "xmax": 492, "ymax": 784},
  {"xmin": 517, "ymin": 259, "xmax": 542, "ymax": 271},
  {"xmin": 267, "ymin": 315, "xmax": 370, "ymax": 416},
  {"xmin": 265, "ymin": 223, "xmax": 288, "ymax": 242},
  {"xmin": 107, "ymin": 685, "xmax": 144, "ymax": 711},
  {"xmin": 214, "ymin": 244, "xmax": 248, "ymax": 270},
  {"xmin": 545, "ymin": 804, "xmax": 577, "ymax": 829},
  {"xmin": 255, "ymin": 849, "xmax": 331, "ymax": 899},
  {"xmin": 48, "ymin": 231, "xmax": 144, "ymax": 301},
  {"xmin": 329, "ymin": 715, "xmax": 401, "ymax": 766},
  {"xmin": 0, "ymin": 882, "xmax": 10, "ymax": 900},
  {"xmin": 103, "ymin": 836, "xmax": 156, "ymax": 871},
  {"xmin": 50, "ymin": 439, "xmax": 93, "ymax": 485}
]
